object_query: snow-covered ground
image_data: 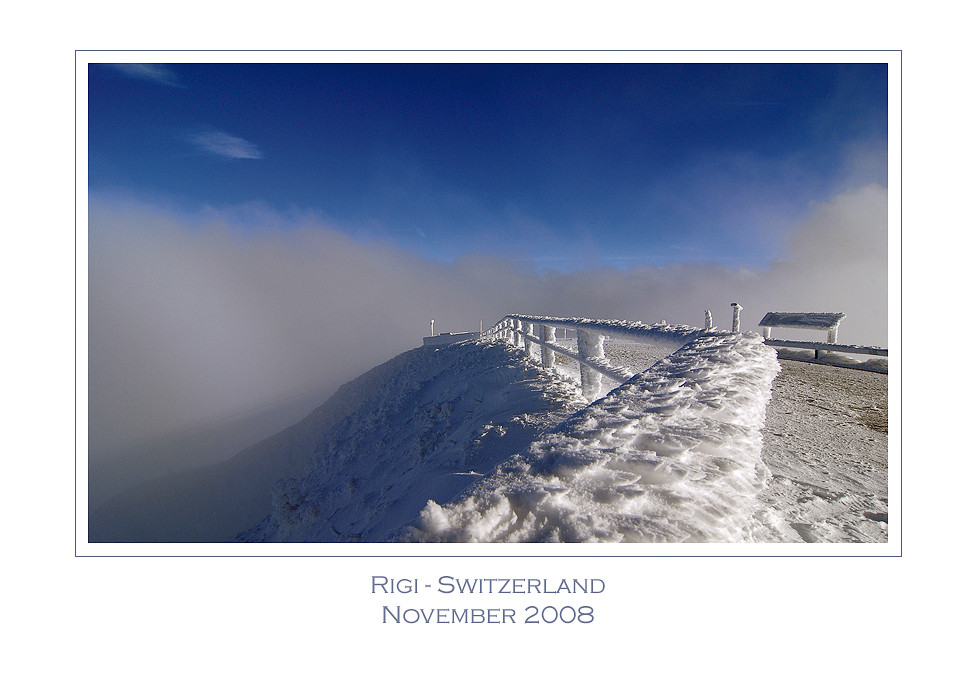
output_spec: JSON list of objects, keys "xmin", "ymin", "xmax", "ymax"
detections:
[
  {"xmin": 99, "ymin": 323, "xmax": 887, "ymax": 544},
  {"xmin": 239, "ymin": 326, "xmax": 888, "ymax": 544},
  {"xmin": 547, "ymin": 339, "xmax": 889, "ymax": 542},
  {"xmin": 237, "ymin": 341, "xmax": 586, "ymax": 542},
  {"xmin": 408, "ymin": 331, "xmax": 780, "ymax": 542},
  {"xmin": 754, "ymin": 359, "xmax": 888, "ymax": 542}
]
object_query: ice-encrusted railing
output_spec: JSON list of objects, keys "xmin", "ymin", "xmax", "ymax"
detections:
[
  {"xmin": 488, "ymin": 315, "xmax": 705, "ymax": 400},
  {"xmin": 410, "ymin": 316, "xmax": 783, "ymax": 542}
]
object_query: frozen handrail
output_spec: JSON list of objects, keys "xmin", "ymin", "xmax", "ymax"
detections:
[
  {"xmin": 489, "ymin": 314, "xmax": 708, "ymax": 400},
  {"xmin": 492, "ymin": 315, "xmax": 703, "ymax": 344},
  {"xmin": 413, "ymin": 322, "xmax": 782, "ymax": 542},
  {"xmin": 762, "ymin": 338, "xmax": 888, "ymax": 357}
]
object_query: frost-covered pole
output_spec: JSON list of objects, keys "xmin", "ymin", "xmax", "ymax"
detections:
[
  {"xmin": 577, "ymin": 329, "xmax": 605, "ymax": 401},
  {"xmin": 431, "ymin": 319, "xmax": 435, "ymax": 336},
  {"xmin": 541, "ymin": 325, "xmax": 556, "ymax": 369},
  {"xmin": 705, "ymin": 310, "xmax": 713, "ymax": 329},
  {"xmin": 731, "ymin": 303, "xmax": 742, "ymax": 333},
  {"xmin": 524, "ymin": 322, "xmax": 534, "ymax": 355},
  {"xmin": 514, "ymin": 318, "xmax": 523, "ymax": 347}
]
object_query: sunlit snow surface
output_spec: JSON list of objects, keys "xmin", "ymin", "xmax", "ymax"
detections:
[
  {"xmin": 237, "ymin": 341, "xmax": 586, "ymax": 542},
  {"xmin": 239, "ymin": 326, "xmax": 888, "ymax": 544},
  {"xmin": 753, "ymin": 359, "xmax": 888, "ymax": 542},
  {"xmin": 407, "ymin": 332, "xmax": 780, "ymax": 542}
]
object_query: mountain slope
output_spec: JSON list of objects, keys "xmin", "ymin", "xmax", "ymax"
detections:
[
  {"xmin": 238, "ymin": 341, "xmax": 585, "ymax": 542},
  {"xmin": 92, "ymin": 330, "xmax": 783, "ymax": 544},
  {"xmin": 89, "ymin": 346, "xmax": 454, "ymax": 542}
]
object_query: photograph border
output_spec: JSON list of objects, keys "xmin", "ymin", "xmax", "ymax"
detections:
[{"xmin": 76, "ymin": 49, "xmax": 902, "ymax": 559}]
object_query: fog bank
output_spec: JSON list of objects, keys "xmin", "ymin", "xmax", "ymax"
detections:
[{"xmin": 88, "ymin": 184, "xmax": 887, "ymax": 461}]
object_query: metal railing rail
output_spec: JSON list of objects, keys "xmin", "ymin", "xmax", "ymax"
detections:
[
  {"xmin": 515, "ymin": 328, "xmax": 634, "ymax": 384},
  {"xmin": 489, "ymin": 314, "xmax": 707, "ymax": 400},
  {"xmin": 481, "ymin": 311, "xmax": 888, "ymax": 392},
  {"xmin": 762, "ymin": 338, "xmax": 888, "ymax": 357}
]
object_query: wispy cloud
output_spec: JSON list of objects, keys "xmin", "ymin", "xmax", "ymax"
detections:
[
  {"xmin": 189, "ymin": 130, "xmax": 263, "ymax": 160},
  {"xmin": 109, "ymin": 63, "xmax": 183, "ymax": 87}
]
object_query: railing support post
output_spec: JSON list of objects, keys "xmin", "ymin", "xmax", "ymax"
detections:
[
  {"xmin": 705, "ymin": 310, "xmax": 713, "ymax": 330},
  {"xmin": 523, "ymin": 322, "xmax": 534, "ymax": 356},
  {"xmin": 577, "ymin": 329, "xmax": 605, "ymax": 401},
  {"xmin": 731, "ymin": 303, "xmax": 742, "ymax": 333},
  {"xmin": 541, "ymin": 325, "xmax": 556, "ymax": 368}
]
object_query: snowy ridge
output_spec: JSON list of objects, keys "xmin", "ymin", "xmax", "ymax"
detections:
[
  {"xmin": 406, "ymin": 331, "xmax": 780, "ymax": 542},
  {"xmin": 237, "ymin": 341, "xmax": 584, "ymax": 542},
  {"xmin": 496, "ymin": 314, "xmax": 704, "ymax": 346},
  {"xmin": 90, "ymin": 346, "xmax": 438, "ymax": 542}
]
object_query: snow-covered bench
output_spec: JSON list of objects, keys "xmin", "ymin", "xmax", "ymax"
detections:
[
  {"xmin": 758, "ymin": 312, "xmax": 845, "ymax": 344},
  {"xmin": 758, "ymin": 311, "xmax": 887, "ymax": 359}
]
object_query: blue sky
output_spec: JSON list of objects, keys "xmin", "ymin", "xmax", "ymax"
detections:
[
  {"xmin": 87, "ymin": 59, "xmax": 890, "ymax": 454},
  {"xmin": 88, "ymin": 61, "xmax": 887, "ymax": 270}
]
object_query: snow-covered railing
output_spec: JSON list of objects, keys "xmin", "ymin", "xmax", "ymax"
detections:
[
  {"xmin": 762, "ymin": 338, "xmax": 888, "ymax": 357},
  {"xmin": 490, "ymin": 315, "xmax": 705, "ymax": 400},
  {"xmin": 413, "ymin": 323, "xmax": 783, "ymax": 542},
  {"xmin": 422, "ymin": 331, "xmax": 482, "ymax": 347}
]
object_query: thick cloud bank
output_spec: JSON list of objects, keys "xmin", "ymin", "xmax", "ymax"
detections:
[{"xmin": 88, "ymin": 184, "xmax": 887, "ymax": 461}]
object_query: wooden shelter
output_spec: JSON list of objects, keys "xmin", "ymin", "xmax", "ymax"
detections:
[{"xmin": 758, "ymin": 312, "xmax": 846, "ymax": 343}]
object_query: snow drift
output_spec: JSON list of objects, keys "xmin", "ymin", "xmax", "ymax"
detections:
[
  {"xmin": 240, "ymin": 325, "xmax": 780, "ymax": 543},
  {"xmin": 237, "ymin": 341, "xmax": 585, "ymax": 542},
  {"xmin": 407, "ymin": 331, "xmax": 780, "ymax": 542}
]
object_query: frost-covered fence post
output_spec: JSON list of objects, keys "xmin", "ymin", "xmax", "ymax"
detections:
[
  {"xmin": 541, "ymin": 325, "xmax": 556, "ymax": 368},
  {"xmin": 513, "ymin": 318, "xmax": 523, "ymax": 347},
  {"xmin": 577, "ymin": 329, "xmax": 605, "ymax": 401},
  {"xmin": 731, "ymin": 303, "xmax": 742, "ymax": 333},
  {"xmin": 828, "ymin": 326, "xmax": 839, "ymax": 344},
  {"xmin": 705, "ymin": 310, "xmax": 713, "ymax": 329},
  {"xmin": 523, "ymin": 322, "xmax": 534, "ymax": 356}
]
